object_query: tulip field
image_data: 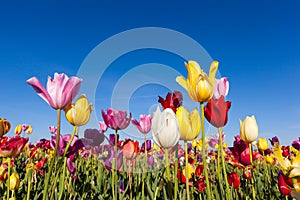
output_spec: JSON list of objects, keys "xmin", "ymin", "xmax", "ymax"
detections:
[{"xmin": 1, "ymin": 60, "xmax": 300, "ymax": 200}]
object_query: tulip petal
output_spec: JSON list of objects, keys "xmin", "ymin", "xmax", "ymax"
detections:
[
  {"xmin": 27, "ymin": 77, "xmax": 54, "ymax": 107},
  {"xmin": 208, "ymin": 61, "xmax": 218, "ymax": 86},
  {"xmin": 176, "ymin": 76, "xmax": 188, "ymax": 91}
]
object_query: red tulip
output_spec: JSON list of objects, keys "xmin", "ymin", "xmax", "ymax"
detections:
[
  {"xmin": 195, "ymin": 165, "xmax": 204, "ymax": 177},
  {"xmin": 278, "ymin": 171, "xmax": 293, "ymax": 195},
  {"xmin": 158, "ymin": 90, "xmax": 183, "ymax": 113},
  {"xmin": 0, "ymin": 136, "xmax": 28, "ymax": 158},
  {"xmin": 194, "ymin": 180, "xmax": 206, "ymax": 192},
  {"xmin": 204, "ymin": 96, "xmax": 231, "ymax": 128},
  {"xmin": 227, "ymin": 172, "xmax": 240, "ymax": 189}
]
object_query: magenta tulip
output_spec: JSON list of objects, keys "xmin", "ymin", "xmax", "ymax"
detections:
[
  {"xmin": 0, "ymin": 136, "xmax": 29, "ymax": 158},
  {"xmin": 26, "ymin": 73, "xmax": 82, "ymax": 110},
  {"xmin": 131, "ymin": 114, "xmax": 152, "ymax": 134},
  {"xmin": 101, "ymin": 108, "xmax": 132, "ymax": 130},
  {"xmin": 213, "ymin": 77, "xmax": 229, "ymax": 99}
]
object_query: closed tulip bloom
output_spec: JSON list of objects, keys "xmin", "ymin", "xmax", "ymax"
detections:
[
  {"xmin": 25, "ymin": 125, "xmax": 33, "ymax": 135},
  {"xmin": 14, "ymin": 125, "xmax": 22, "ymax": 135},
  {"xmin": 257, "ymin": 138, "xmax": 268, "ymax": 151},
  {"xmin": 176, "ymin": 60, "xmax": 218, "ymax": 103},
  {"xmin": 9, "ymin": 172, "xmax": 20, "ymax": 191},
  {"xmin": 151, "ymin": 107, "xmax": 180, "ymax": 149},
  {"xmin": 27, "ymin": 73, "xmax": 82, "ymax": 110},
  {"xmin": 204, "ymin": 96, "xmax": 231, "ymax": 128},
  {"xmin": 176, "ymin": 106, "xmax": 200, "ymax": 141},
  {"xmin": 65, "ymin": 95, "xmax": 93, "ymax": 126},
  {"xmin": 102, "ymin": 108, "xmax": 132, "ymax": 130},
  {"xmin": 131, "ymin": 114, "xmax": 152, "ymax": 134},
  {"xmin": 122, "ymin": 139, "xmax": 139, "ymax": 160},
  {"xmin": 0, "ymin": 118, "xmax": 11, "ymax": 137},
  {"xmin": 213, "ymin": 77, "xmax": 229, "ymax": 99},
  {"xmin": 240, "ymin": 115, "xmax": 258, "ymax": 143},
  {"xmin": 227, "ymin": 172, "xmax": 240, "ymax": 189}
]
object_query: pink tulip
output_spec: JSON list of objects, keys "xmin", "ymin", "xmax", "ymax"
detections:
[
  {"xmin": 131, "ymin": 114, "xmax": 152, "ymax": 134},
  {"xmin": 99, "ymin": 121, "xmax": 108, "ymax": 133},
  {"xmin": 27, "ymin": 73, "xmax": 82, "ymax": 110},
  {"xmin": 213, "ymin": 77, "xmax": 229, "ymax": 99},
  {"xmin": 101, "ymin": 108, "xmax": 132, "ymax": 130}
]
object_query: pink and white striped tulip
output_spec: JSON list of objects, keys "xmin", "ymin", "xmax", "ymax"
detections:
[
  {"xmin": 213, "ymin": 77, "xmax": 229, "ymax": 99},
  {"xmin": 131, "ymin": 114, "xmax": 152, "ymax": 134}
]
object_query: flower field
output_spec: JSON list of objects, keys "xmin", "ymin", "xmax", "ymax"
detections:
[{"xmin": 1, "ymin": 60, "xmax": 300, "ymax": 200}]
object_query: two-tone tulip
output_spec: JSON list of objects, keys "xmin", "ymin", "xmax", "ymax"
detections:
[
  {"xmin": 213, "ymin": 77, "xmax": 229, "ymax": 99},
  {"xmin": 240, "ymin": 115, "xmax": 258, "ymax": 143},
  {"xmin": 131, "ymin": 114, "xmax": 152, "ymax": 134},
  {"xmin": 64, "ymin": 95, "xmax": 93, "ymax": 126},
  {"xmin": 176, "ymin": 60, "xmax": 218, "ymax": 103},
  {"xmin": 0, "ymin": 118, "xmax": 11, "ymax": 137},
  {"xmin": 151, "ymin": 107, "xmax": 180, "ymax": 149},
  {"xmin": 176, "ymin": 106, "xmax": 200, "ymax": 141}
]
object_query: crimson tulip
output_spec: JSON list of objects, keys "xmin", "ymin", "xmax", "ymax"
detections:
[
  {"xmin": 204, "ymin": 96, "xmax": 231, "ymax": 128},
  {"xmin": 158, "ymin": 90, "xmax": 183, "ymax": 113},
  {"xmin": 278, "ymin": 171, "xmax": 293, "ymax": 195},
  {"xmin": 0, "ymin": 136, "xmax": 28, "ymax": 157},
  {"xmin": 227, "ymin": 172, "xmax": 240, "ymax": 189}
]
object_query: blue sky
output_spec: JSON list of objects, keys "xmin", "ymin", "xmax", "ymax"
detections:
[{"xmin": 1, "ymin": 0, "xmax": 300, "ymax": 146}]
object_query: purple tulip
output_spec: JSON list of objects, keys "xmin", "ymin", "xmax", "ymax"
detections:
[
  {"xmin": 101, "ymin": 108, "xmax": 132, "ymax": 130},
  {"xmin": 103, "ymin": 147, "xmax": 123, "ymax": 171},
  {"xmin": 269, "ymin": 136, "xmax": 280, "ymax": 146},
  {"xmin": 81, "ymin": 129, "xmax": 104, "ymax": 149},
  {"xmin": 131, "ymin": 114, "xmax": 152, "ymax": 134},
  {"xmin": 50, "ymin": 134, "xmax": 84, "ymax": 157},
  {"xmin": 49, "ymin": 126, "xmax": 57, "ymax": 134},
  {"xmin": 292, "ymin": 137, "xmax": 300, "ymax": 150},
  {"xmin": 67, "ymin": 155, "xmax": 76, "ymax": 174},
  {"xmin": 141, "ymin": 140, "xmax": 152, "ymax": 152},
  {"xmin": 27, "ymin": 73, "xmax": 82, "ymax": 110},
  {"xmin": 213, "ymin": 77, "xmax": 229, "ymax": 99},
  {"xmin": 148, "ymin": 155, "xmax": 155, "ymax": 166},
  {"xmin": 209, "ymin": 133, "xmax": 225, "ymax": 148}
]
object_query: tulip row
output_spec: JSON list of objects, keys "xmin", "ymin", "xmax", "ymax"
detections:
[{"xmin": 0, "ymin": 60, "xmax": 299, "ymax": 200}]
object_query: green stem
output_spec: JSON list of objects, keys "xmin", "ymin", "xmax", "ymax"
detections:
[
  {"xmin": 142, "ymin": 134, "xmax": 147, "ymax": 200},
  {"xmin": 218, "ymin": 127, "xmax": 231, "ymax": 199},
  {"xmin": 114, "ymin": 130, "xmax": 118, "ymax": 200},
  {"xmin": 249, "ymin": 143, "xmax": 256, "ymax": 200},
  {"xmin": 43, "ymin": 109, "xmax": 61, "ymax": 200},
  {"xmin": 184, "ymin": 141, "xmax": 190, "ymax": 200},
  {"xmin": 6, "ymin": 157, "xmax": 11, "ymax": 200},
  {"xmin": 164, "ymin": 149, "xmax": 170, "ymax": 182},
  {"xmin": 174, "ymin": 143, "xmax": 178, "ymax": 200},
  {"xmin": 200, "ymin": 102, "xmax": 211, "ymax": 199},
  {"xmin": 26, "ymin": 168, "xmax": 33, "ymax": 200}
]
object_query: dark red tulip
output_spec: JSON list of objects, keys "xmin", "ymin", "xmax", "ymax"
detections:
[
  {"xmin": 0, "ymin": 136, "xmax": 28, "ymax": 158},
  {"xmin": 158, "ymin": 90, "xmax": 183, "ymax": 113},
  {"xmin": 227, "ymin": 172, "xmax": 240, "ymax": 189},
  {"xmin": 204, "ymin": 96, "xmax": 231, "ymax": 128},
  {"xmin": 194, "ymin": 180, "xmax": 206, "ymax": 192},
  {"xmin": 195, "ymin": 165, "xmax": 204, "ymax": 177}
]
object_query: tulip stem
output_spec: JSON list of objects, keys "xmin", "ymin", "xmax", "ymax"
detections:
[
  {"xmin": 6, "ymin": 157, "xmax": 11, "ymax": 200},
  {"xmin": 249, "ymin": 143, "xmax": 256, "ymax": 200},
  {"xmin": 113, "ymin": 130, "xmax": 118, "ymax": 200},
  {"xmin": 142, "ymin": 134, "xmax": 147, "ymax": 200},
  {"xmin": 200, "ymin": 102, "xmax": 212, "ymax": 199},
  {"xmin": 184, "ymin": 141, "xmax": 191, "ymax": 200},
  {"xmin": 43, "ymin": 109, "xmax": 61, "ymax": 200},
  {"xmin": 174, "ymin": 143, "xmax": 179, "ymax": 200},
  {"xmin": 218, "ymin": 127, "xmax": 231, "ymax": 199},
  {"xmin": 164, "ymin": 149, "xmax": 171, "ymax": 182}
]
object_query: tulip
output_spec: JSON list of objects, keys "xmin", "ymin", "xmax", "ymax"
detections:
[
  {"xmin": 292, "ymin": 137, "xmax": 300, "ymax": 150},
  {"xmin": 26, "ymin": 73, "xmax": 82, "ymax": 110},
  {"xmin": 257, "ymin": 138, "xmax": 268, "ymax": 151},
  {"xmin": 131, "ymin": 114, "xmax": 152, "ymax": 134},
  {"xmin": 240, "ymin": 115, "xmax": 258, "ymax": 143},
  {"xmin": 176, "ymin": 106, "xmax": 200, "ymax": 141},
  {"xmin": 99, "ymin": 121, "xmax": 108, "ymax": 133},
  {"xmin": 9, "ymin": 173, "xmax": 20, "ymax": 191},
  {"xmin": 0, "ymin": 136, "xmax": 28, "ymax": 157},
  {"xmin": 213, "ymin": 77, "xmax": 229, "ymax": 99},
  {"xmin": 49, "ymin": 126, "xmax": 57, "ymax": 134},
  {"xmin": 50, "ymin": 134, "xmax": 84, "ymax": 158},
  {"xmin": 176, "ymin": 60, "xmax": 218, "ymax": 103},
  {"xmin": 227, "ymin": 172, "xmax": 240, "ymax": 189},
  {"xmin": 25, "ymin": 125, "xmax": 33, "ymax": 135},
  {"xmin": 278, "ymin": 171, "xmax": 293, "ymax": 195},
  {"xmin": 0, "ymin": 118, "xmax": 11, "ymax": 137},
  {"xmin": 14, "ymin": 125, "xmax": 22, "ymax": 135},
  {"xmin": 81, "ymin": 129, "xmax": 104, "ymax": 149},
  {"xmin": 204, "ymin": 96, "xmax": 231, "ymax": 128},
  {"xmin": 269, "ymin": 136, "xmax": 280, "ymax": 146},
  {"xmin": 64, "ymin": 95, "xmax": 93, "ymax": 126},
  {"xmin": 158, "ymin": 91, "xmax": 183, "ymax": 113},
  {"xmin": 102, "ymin": 108, "xmax": 132, "ymax": 130},
  {"xmin": 122, "ymin": 139, "xmax": 139, "ymax": 160},
  {"xmin": 151, "ymin": 107, "xmax": 180, "ymax": 149}
]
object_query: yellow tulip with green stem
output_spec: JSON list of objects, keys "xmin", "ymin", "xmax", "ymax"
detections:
[{"xmin": 176, "ymin": 60, "xmax": 218, "ymax": 200}]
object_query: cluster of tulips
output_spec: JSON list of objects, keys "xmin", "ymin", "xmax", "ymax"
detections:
[{"xmin": 0, "ymin": 60, "xmax": 300, "ymax": 199}]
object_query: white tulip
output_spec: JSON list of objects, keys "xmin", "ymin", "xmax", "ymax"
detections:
[{"xmin": 240, "ymin": 115, "xmax": 258, "ymax": 143}]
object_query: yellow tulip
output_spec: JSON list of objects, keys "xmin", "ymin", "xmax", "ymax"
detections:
[
  {"xmin": 0, "ymin": 118, "xmax": 11, "ymax": 137},
  {"xmin": 257, "ymin": 138, "xmax": 268, "ymax": 151},
  {"xmin": 9, "ymin": 173, "xmax": 20, "ymax": 191},
  {"xmin": 265, "ymin": 155, "xmax": 274, "ymax": 164},
  {"xmin": 14, "ymin": 124, "xmax": 22, "ymax": 135},
  {"xmin": 240, "ymin": 115, "xmax": 258, "ymax": 143},
  {"xmin": 64, "ymin": 94, "xmax": 93, "ymax": 126},
  {"xmin": 176, "ymin": 106, "xmax": 200, "ymax": 141},
  {"xmin": 25, "ymin": 125, "xmax": 33, "ymax": 135},
  {"xmin": 176, "ymin": 60, "xmax": 218, "ymax": 103}
]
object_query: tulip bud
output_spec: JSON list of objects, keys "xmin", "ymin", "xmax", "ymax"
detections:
[
  {"xmin": 122, "ymin": 139, "xmax": 139, "ymax": 160},
  {"xmin": 257, "ymin": 138, "xmax": 268, "ymax": 151},
  {"xmin": 240, "ymin": 115, "xmax": 258, "ymax": 143},
  {"xmin": 65, "ymin": 95, "xmax": 93, "ymax": 126},
  {"xmin": 227, "ymin": 172, "xmax": 240, "ymax": 189},
  {"xmin": 151, "ymin": 107, "xmax": 180, "ymax": 149},
  {"xmin": 25, "ymin": 125, "xmax": 33, "ymax": 135},
  {"xmin": 9, "ymin": 173, "xmax": 20, "ymax": 191},
  {"xmin": 14, "ymin": 125, "xmax": 22, "ymax": 135}
]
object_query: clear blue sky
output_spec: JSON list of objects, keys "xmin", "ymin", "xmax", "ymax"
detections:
[{"xmin": 1, "ymin": 0, "xmax": 299, "ymax": 146}]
